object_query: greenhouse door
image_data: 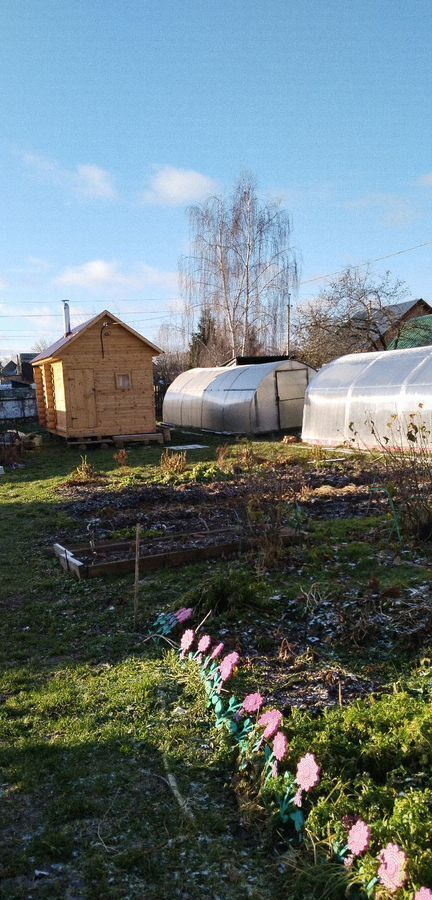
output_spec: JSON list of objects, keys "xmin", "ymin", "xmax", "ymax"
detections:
[{"xmin": 276, "ymin": 369, "xmax": 308, "ymax": 429}]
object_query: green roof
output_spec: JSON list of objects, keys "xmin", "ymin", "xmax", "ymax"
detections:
[{"xmin": 388, "ymin": 315, "xmax": 432, "ymax": 350}]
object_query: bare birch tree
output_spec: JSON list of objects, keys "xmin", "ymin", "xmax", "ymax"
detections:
[{"xmin": 180, "ymin": 174, "xmax": 299, "ymax": 360}]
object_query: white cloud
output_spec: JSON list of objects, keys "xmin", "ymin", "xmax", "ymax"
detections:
[
  {"xmin": 75, "ymin": 164, "xmax": 117, "ymax": 199},
  {"xmin": 54, "ymin": 259, "xmax": 178, "ymax": 292},
  {"xmin": 143, "ymin": 165, "xmax": 218, "ymax": 205},
  {"xmin": 346, "ymin": 193, "xmax": 417, "ymax": 227},
  {"xmin": 56, "ymin": 260, "xmax": 120, "ymax": 287},
  {"xmin": 22, "ymin": 152, "xmax": 117, "ymax": 200},
  {"xmin": 417, "ymin": 173, "xmax": 432, "ymax": 188}
]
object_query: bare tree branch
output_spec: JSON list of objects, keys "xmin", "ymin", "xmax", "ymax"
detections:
[{"xmin": 294, "ymin": 267, "xmax": 409, "ymax": 369}]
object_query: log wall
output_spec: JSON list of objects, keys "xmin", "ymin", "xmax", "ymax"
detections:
[
  {"xmin": 33, "ymin": 365, "xmax": 47, "ymax": 425},
  {"xmin": 51, "ymin": 361, "xmax": 66, "ymax": 433},
  {"xmin": 42, "ymin": 363, "xmax": 57, "ymax": 431}
]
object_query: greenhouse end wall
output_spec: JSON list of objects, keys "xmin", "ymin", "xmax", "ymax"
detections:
[{"xmin": 302, "ymin": 346, "xmax": 432, "ymax": 449}]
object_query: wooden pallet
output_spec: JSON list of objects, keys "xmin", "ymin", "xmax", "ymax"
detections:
[
  {"xmin": 66, "ymin": 436, "xmax": 114, "ymax": 448},
  {"xmin": 66, "ymin": 431, "xmax": 165, "ymax": 449},
  {"xmin": 112, "ymin": 432, "xmax": 164, "ymax": 447}
]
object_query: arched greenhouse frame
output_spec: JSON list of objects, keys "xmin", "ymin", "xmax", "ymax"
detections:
[
  {"xmin": 302, "ymin": 346, "xmax": 432, "ymax": 449},
  {"xmin": 163, "ymin": 360, "xmax": 315, "ymax": 435}
]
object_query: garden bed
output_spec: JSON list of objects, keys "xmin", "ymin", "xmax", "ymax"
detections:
[{"xmin": 52, "ymin": 527, "xmax": 296, "ymax": 579}]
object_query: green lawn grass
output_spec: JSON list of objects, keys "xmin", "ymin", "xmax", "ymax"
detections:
[
  {"xmin": 0, "ymin": 433, "xmax": 289, "ymax": 899},
  {"xmin": 1, "ymin": 430, "xmax": 432, "ymax": 898}
]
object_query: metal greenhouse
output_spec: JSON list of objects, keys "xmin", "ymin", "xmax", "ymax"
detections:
[
  {"xmin": 163, "ymin": 360, "xmax": 315, "ymax": 434},
  {"xmin": 302, "ymin": 346, "xmax": 432, "ymax": 449}
]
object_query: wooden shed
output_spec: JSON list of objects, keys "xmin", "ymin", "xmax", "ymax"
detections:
[{"xmin": 32, "ymin": 308, "xmax": 162, "ymax": 443}]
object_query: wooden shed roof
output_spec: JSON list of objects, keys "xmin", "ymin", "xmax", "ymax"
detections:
[{"xmin": 32, "ymin": 310, "xmax": 163, "ymax": 364}]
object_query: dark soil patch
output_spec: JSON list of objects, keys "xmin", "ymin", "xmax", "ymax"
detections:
[
  {"xmin": 57, "ymin": 463, "xmax": 392, "ymax": 543},
  {"xmin": 57, "ymin": 475, "xmax": 295, "ymax": 547},
  {"xmin": 219, "ymin": 616, "xmax": 386, "ymax": 714},
  {"xmin": 77, "ymin": 528, "xmax": 243, "ymax": 565},
  {"xmin": 300, "ymin": 489, "xmax": 388, "ymax": 519}
]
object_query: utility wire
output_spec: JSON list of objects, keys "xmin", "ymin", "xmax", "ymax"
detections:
[
  {"xmin": 0, "ymin": 298, "xmax": 181, "ymax": 306},
  {"xmin": 1, "ymin": 236, "xmax": 431, "ymax": 307},
  {"xmin": 299, "ymin": 239, "xmax": 432, "ymax": 287},
  {"xmin": 1, "ymin": 238, "xmax": 431, "ymax": 352},
  {"xmin": 0, "ymin": 311, "xmax": 169, "ymax": 318}
]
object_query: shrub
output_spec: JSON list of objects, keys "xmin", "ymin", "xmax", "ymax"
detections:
[
  {"xmin": 180, "ymin": 567, "xmax": 267, "ymax": 620},
  {"xmin": 236, "ymin": 441, "xmax": 262, "ymax": 471},
  {"xmin": 216, "ymin": 443, "xmax": 232, "ymax": 472},
  {"xmin": 67, "ymin": 455, "xmax": 99, "ymax": 484},
  {"xmin": 159, "ymin": 449, "xmax": 187, "ymax": 475},
  {"xmin": 354, "ymin": 410, "xmax": 432, "ymax": 539},
  {"xmin": 113, "ymin": 448, "xmax": 129, "ymax": 467}
]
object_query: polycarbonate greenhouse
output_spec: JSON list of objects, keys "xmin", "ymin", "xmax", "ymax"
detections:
[
  {"xmin": 302, "ymin": 346, "xmax": 432, "ymax": 449},
  {"xmin": 163, "ymin": 360, "xmax": 315, "ymax": 434}
]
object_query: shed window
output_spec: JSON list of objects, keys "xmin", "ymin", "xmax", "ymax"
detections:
[{"xmin": 115, "ymin": 373, "xmax": 132, "ymax": 390}]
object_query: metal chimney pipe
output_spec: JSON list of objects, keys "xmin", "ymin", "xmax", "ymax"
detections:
[{"xmin": 63, "ymin": 300, "xmax": 71, "ymax": 336}]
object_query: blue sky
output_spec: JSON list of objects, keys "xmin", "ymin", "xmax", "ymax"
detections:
[{"xmin": 1, "ymin": 0, "xmax": 432, "ymax": 356}]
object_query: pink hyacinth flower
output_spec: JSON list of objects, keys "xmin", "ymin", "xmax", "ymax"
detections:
[
  {"xmin": 415, "ymin": 890, "xmax": 432, "ymax": 900},
  {"xmin": 257, "ymin": 709, "xmax": 283, "ymax": 740},
  {"xmin": 378, "ymin": 844, "xmax": 408, "ymax": 893},
  {"xmin": 344, "ymin": 855, "xmax": 354, "ymax": 869},
  {"xmin": 293, "ymin": 788, "xmax": 303, "ymax": 807},
  {"xmin": 295, "ymin": 753, "xmax": 321, "ymax": 793},
  {"xmin": 242, "ymin": 692, "xmax": 264, "ymax": 714},
  {"xmin": 176, "ymin": 607, "xmax": 193, "ymax": 623},
  {"xmin": 197, "ymin": 634, "xmax": 212, "ymax": 654},
  {"xmin": 210, "ymin": 642, "xmax": 224, "ymax": 660},
  {"xmin": 219, "ymin": 651, "xmax": 240, "ymax": 682},
  {"xmin": 179, "ymin": 628, "xmax": 195, "ymax": 658},
  {"xmin": 347, "ymin": 819, "xmax": 371, "ymax": 858},
  {"xmin": 273, "ymin": 731, "xmax": 289, "ymax": 762}
]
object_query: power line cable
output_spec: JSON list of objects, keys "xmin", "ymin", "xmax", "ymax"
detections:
[
  {"xmin": 1, "ymin": 238, "xmax": 431, "ymax": 351},
  {"xmin": 0, "ymin": 311, "xmax": 170, "ymax": 318},
  {"xmin": 299, "ymin": 239, "xmax": 432, "ymax": 287},
  {"xmin": 0, "ymin": 297, "xmax": 182, "ymax": 305},
  {"xmin": 1, "ymin": 236, "xmax": 431, "ymax": 305}
]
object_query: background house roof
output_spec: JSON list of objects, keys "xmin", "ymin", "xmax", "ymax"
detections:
[
  {"xmin": 387, "ymin": 314, "xmax": 432, "ymax": 350},
  {"xmin": 352, "ymin": 298, "xmax": 432, "ymax": 347},
  {"xmin": 1, "ymin": 353, "xmax": 37, "ymax": 382},
  {"xmin": 19, "ymin": 353, "xmax": 38, "ymax": 363},
  {"xmin": 2, "ymin": 360, "xmax": 18, "ymax": 375},
  {"xmin": 382, "ymin": 298, "xmax": 427, "ymax": 319}
]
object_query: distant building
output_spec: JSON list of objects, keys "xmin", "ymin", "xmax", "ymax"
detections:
[
  {"xmin": 368, "ymin": 298, "xmax": 432, "ymax": 349},
  {"xmin": 1, "ymin": 353, "xmax": 37, "ymax": 385},
  {"xmin": 388, "ymin": 314, "xmax": 432, "ymax": 350}
]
